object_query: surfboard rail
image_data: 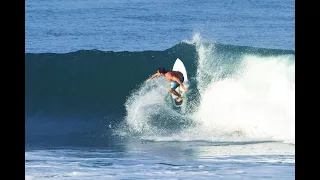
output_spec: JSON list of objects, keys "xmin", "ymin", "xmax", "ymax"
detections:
[{"xmin": 171, "ymin": 58, "xmax": 188, "ymax": 107}]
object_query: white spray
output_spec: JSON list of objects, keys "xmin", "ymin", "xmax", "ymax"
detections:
[{"xmin": 124, "ymin": 34, "xmax": 295, "ymax": 144}]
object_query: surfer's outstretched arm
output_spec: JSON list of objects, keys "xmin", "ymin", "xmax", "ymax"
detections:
[{"xmin": 146, "ymin": 72, "xmax": 160, "ymax": 82}]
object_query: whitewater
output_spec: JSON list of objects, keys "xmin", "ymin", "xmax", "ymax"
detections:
[
  {"xmin": 26, "ymin": 34, "xmax": 295, "ymax": 179},
  {"xmin": 122, "ymin": 34, "xmax": 295, "ymax": 146},
  {"xmin": 26, "ymin": 0, "xmax": 294, "ymax": 178}
]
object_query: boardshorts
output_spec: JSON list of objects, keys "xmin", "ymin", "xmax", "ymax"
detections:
[{"xmin": 170, "ymin": 76, "xmax": 184, "ymax": 90}]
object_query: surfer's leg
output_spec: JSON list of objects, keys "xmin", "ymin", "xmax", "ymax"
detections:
[
  {"xmin": 176, "ymin": 76, "xmax": 185, "ymax": 102},
  {"xmin": 170, "ymin": 81, "xmax": 180, "ymax": 93},
  {"xmin": 170, "ymin": 78, "xmax": 184, "ymax": 103},
  {"xmin": 170, "ymin": 81, "xmax": 184, "ymax": 102},
  {"xmin": 169, "ymin": 88, "xmax": 181, "ymax": 97},
  {"xmin": 169, "ymin": 88, "xmax": 183, "ymax": 103}
]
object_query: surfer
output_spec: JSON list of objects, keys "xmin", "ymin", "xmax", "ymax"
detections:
[{"xmin": 146, "ymin": 67, "xmax": 188, "ymax": 103}]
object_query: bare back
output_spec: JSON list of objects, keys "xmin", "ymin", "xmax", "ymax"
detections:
[{"xmin": 164, "ymin": 71, "xmax": 183, "ymax": 81}]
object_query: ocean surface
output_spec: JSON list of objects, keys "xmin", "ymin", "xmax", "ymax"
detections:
[{"xmin": 25, "ymin": 0, "xmax": 295, "ymax": 179}]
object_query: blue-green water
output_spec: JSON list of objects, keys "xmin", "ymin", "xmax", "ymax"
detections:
[{"xmin": 25, "ymin": 0, "xmax": 295, "ymax": 179}]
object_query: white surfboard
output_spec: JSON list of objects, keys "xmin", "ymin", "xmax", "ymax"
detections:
[{"xmin": 171, "ymin": 58, "xmax": 189, "ymax": 107}]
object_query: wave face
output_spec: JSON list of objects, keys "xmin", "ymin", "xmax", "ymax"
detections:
[{"xmin": 26, "ymin": 36, "xmax": 295, "ymax": 145}]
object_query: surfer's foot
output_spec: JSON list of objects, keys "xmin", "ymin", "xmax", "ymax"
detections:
[{"xmin": 176, "ymin": 97, "xmax": 183, "ymax": 103}]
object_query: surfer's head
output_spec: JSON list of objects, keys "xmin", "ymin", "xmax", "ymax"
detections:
[{"xmin": 157, "ymin": 67, "xmax": 167, "ymax": 74}]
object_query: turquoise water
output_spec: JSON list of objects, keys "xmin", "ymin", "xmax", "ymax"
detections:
[{"xmin": 25, "ymin": 0, "xmax": 295, "ymax": 179}]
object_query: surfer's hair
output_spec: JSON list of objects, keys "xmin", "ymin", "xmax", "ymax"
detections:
[{"xmin": 158, "ymin": 67, "xmax": 167, "ymax": 74}]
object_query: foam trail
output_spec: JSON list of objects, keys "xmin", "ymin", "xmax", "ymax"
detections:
[
  {"xmin": 193, "ymin": 54, "xmax": 295, "ymax": 143},
  {"xmin": 122, "ymin": 78, "xmax": 192, "ymax": 137},
  {"xmin": 195, "ymin": 40, "xmax": 217, "ymax": 93},
  {"xmin": 122, "ymin": 33, "xmax": 295, "ymax": 144},
  {"xmin": 193, "ymin": 34, "xmax": 240, "ymax": 94},
  {"xmin": 124, "ymin": 79, "xmax": 167, "ymax": 134}
]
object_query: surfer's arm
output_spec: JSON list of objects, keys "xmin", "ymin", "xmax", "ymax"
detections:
[
  {"xmin": 172, "ymin": 77, "xmax": 188, "ymax": 92},
  {"xmin": 146, "ymin": 72, "xmax": 160, "ymax": 82}
]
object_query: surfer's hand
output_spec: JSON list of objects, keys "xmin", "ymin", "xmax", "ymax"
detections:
[
  {"xmin": 146, "ymin": 79, "xmax": 150, "ymax": 82},
  {"xmin": 184, "ymin": 87, "xmax": 188, "ymax": 92}
]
